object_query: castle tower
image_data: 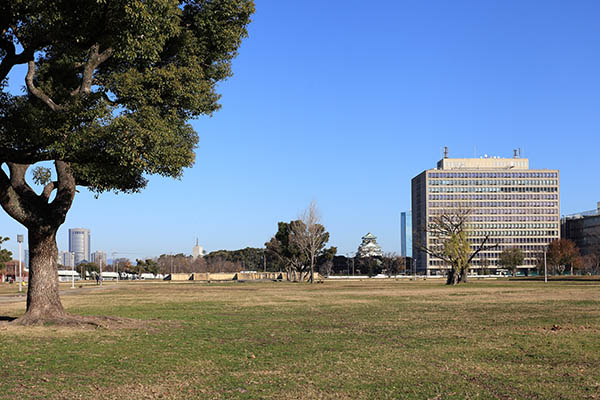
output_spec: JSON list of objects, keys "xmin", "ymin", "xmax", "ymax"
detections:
[{"xmin": 357, "ymin": 233, "xmax": 383, "ymax": 258}]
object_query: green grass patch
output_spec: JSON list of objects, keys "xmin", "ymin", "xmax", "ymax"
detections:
[{"xmin": 0, "ymin": 280, "xmax": 599, "ymax": 399}]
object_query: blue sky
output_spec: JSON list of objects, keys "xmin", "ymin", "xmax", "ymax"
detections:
[{"xmin": 2, "ymin": 0, "xmax": 600, "ymax": 260}]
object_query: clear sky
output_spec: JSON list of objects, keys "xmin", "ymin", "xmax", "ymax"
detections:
[{"xmin": 2, "ymin": 0, "xmax": 600, "ymax": 261}]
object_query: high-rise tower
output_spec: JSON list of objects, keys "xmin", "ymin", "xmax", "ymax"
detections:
[
  {"xmin": 192, "ymin": 238, "xmax": 203, "ymax": 259},
  {"xmin": 68, "ymin": 228, "xmax": 91, "ymax": 265}
]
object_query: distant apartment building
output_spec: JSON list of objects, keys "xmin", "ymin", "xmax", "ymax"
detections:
[
  {"xmin": 561, "ymin": 202, "xmax": 600, "ymax": 257},
  {"xmin": 69, "ymin": 228, "xmax": 91, "ymax": 265},
  {"xmin": 412, "ymin": 149, "xmax": 560, "ymax": 275},
  {"xmin": 91, "ymin": 251, "xmax": 107, "ymax": 268},
  {"xmin": 58, "ymin": 251, "xmax": 75, "ymax": 268}
]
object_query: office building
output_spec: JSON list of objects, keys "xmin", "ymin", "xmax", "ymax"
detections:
[
  {"xmin": 91, "ymin": 251, "xmax": 107, "ymax": 268},
  {"xmin": 69, "ymin": 228, "xmax": 91, "ymax": 265},
  {"xmin": 58, "ymin": 251, "xmax": 75, "ymax": 268},
  {"xmin": 412, "ymin": 149, "xmax": 560, "ymax": 275},
  {"xmin": 561, "ymin": 202, "xmax": 600, "ymax": 257}
]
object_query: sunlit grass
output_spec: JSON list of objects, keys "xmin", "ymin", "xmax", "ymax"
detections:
[{"xmin": 1, "ymin": 279, "xmax": 599, "ymax": 399}]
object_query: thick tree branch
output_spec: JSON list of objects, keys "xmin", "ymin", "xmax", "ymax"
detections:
[
  {"xmin": 41, "ymin": 181, "xmax": 57, "ymax": 201},
  {"xmin": 26, "ymin": 60, "xmax": 64, "ymax": 111},
  {"xmin": 0, "ymin": 44, "xmax": 34, "ymax": 82},
  {"xmin": 50, "ymin": 161, "xmax": 76, "ymax": 222},
  {"xmin": 6, "ymin": 162, "xmax": 37, "ymax": 199},
  {"xmin": 0, "ymin": 163, "xmax": 34, "ymax": 226},
  {"xmin": 467, "ymin": 236, "xmax": 498, "ymax": 264},
  {"xmin": 71, "ymin": 44, "xmax": 113, "ymax": 96},
  {"xmin": 0, "ymin": 34, "xmax": 16, "ymax": 57}
]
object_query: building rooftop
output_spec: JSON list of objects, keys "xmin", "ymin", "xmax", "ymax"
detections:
[
  {"xmin": 563, "ymin": 202, "xmax": 600, "ymax": 219},
  {"xmin": 437, "ymin": 157, "xmax": 529, "ymax": 170}
]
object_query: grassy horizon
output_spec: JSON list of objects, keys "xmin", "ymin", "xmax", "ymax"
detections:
[{"xmin": 1, "ymin": 280, "xmax": 599, "ymax": 399}]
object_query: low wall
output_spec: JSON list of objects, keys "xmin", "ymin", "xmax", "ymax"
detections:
[
  {"xmin": 190, "ymin": 273, "xmax": 236, "ymax": 281},
  {"xmin": 234, "ymin": 272, "xmax": 283, "ymax": 281},
  {"xmin": 169, "ymin": 273, "xmax": 192, "ymax": 281}
]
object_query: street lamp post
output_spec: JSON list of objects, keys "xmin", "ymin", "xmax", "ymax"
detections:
[
  {"xmin": 544, "ymin": 249, "xmax": 548, "ymax": 283},
  {"xmin": 71, "ymin": 254, "xmax": 75, "ymax": 289},
  {"xmin": 17, "ymin": 235, "xmax": 23, "ymax": 292},
  {"xmin": 345, "ymin": 252, "xmax": 356, "ymax": 277}
]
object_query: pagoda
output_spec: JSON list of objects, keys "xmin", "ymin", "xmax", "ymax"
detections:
[{"xmin": 357, "ymin": 233, "xmax": 383, "ymax": 258}]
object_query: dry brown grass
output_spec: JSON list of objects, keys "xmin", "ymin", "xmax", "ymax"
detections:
[{"xmin": 1, "ymin": 279, "xmax": 599, "ymax": 399}]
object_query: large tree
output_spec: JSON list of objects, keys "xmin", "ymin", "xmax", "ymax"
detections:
[
  {"xmin": 290, "ymin": 201, "xmax": 329, "ymax": 283},
  {"xmin": 265, "ymin": 221, "xmax": 307, "ymax": 281},
  {"xmin": 546, "ymin": 239, "xmax": 580, "ymax": 275},
  {"xmin": 499, "ymin": 247, "xmax": 525, "ymax": 276},
  {"xmin": 419, "ymin": 208, "xmax": 495, "ymax": 285},
  {"xmin": 0, "ymin": 0, "xmax": 254, "ymax": 324}
]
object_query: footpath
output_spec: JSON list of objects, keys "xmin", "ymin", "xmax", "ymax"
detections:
[{"xmin": 0, "ymin": 285, "xmax": 108, "ymax": 304}]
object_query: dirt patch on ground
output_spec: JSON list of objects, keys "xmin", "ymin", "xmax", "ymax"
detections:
[{"xmin": 0, "ymin": 315, "xmax": 177, "ymax": 335}]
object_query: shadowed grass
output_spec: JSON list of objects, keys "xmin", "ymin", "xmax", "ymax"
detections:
[{"xmin": 0, "ymin": 280, "xmax": 599, "ymax": 399}]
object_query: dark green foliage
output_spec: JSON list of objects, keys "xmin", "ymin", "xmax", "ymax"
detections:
[
  {"xmin": 265, "ymin": 219, "xmax": 333, "ymax": 281},
  {"xmin": 0, "ymin": 236, "xmax": 11, "ymax": 270},
  {"xmin": 265, "ymin": 221, "xmax": 306, "ymax": 274},
  {"xmin": 205, "ymin": 247, "xmax": 265, "ymax": 271},
  {"xmin": 316, "ymin": 246, "xmax": 337, "ymax": 267},
  {"xmin": 136, "ymin": 259, "xmax": 159, "ymax": 275},
  {"xmin": 0, "ymin": 0, "xmax": 255, "ymax": 193},
  {"xmin": 499, "ymin": 247, "xmax": 525, "ymax": 276},
  {"xmin": 76, "ymin": 262, "xmax": 99, "ymax": 279}
]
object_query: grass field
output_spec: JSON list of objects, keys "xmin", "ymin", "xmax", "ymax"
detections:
[{"xmin": 0, "ymin": 279, "xmax": 599, "ymax": 399}]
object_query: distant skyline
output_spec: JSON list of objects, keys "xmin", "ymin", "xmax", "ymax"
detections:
[{"xmin": 2, "ymin": 0, "xmax": 600, "ymax": 260}]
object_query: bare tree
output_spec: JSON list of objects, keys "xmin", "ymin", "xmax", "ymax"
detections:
[
  {"xmin": 418, "ymin": 208, "xmax": 496, "ymax": 285},
  {"xmin": 291, "ymin": 201, "xmax": 329, "ymax": 283},
  {"xmin": 547, "ymin": 239, "xmax": 580, "ymax": 275},
  {"xmin": 581, "ymin": 236, "xmax": 600, "ymax": 275},
  {"xmin": 582, "ymin": 253, "xmax": 600, "ymax": 275},
  {"xmin": 382, "ymin": 252, "xmax": 404, "ymax": 277}
]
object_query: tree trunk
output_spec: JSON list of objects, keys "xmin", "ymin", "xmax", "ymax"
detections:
[
  {"xmin": 446, "ymin": 268, "xmax": 459, "ymax": 285},
  {"xmin": 0, "ymin": 161, "xmax": 76, "ymax": 324},
  {"xmin": 459, "ymin": 269, "xmax": 468, "ymax": 283},
  {"xmin": 18, "ymin": 227, "xmax": 66, "ymax": 323}
]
